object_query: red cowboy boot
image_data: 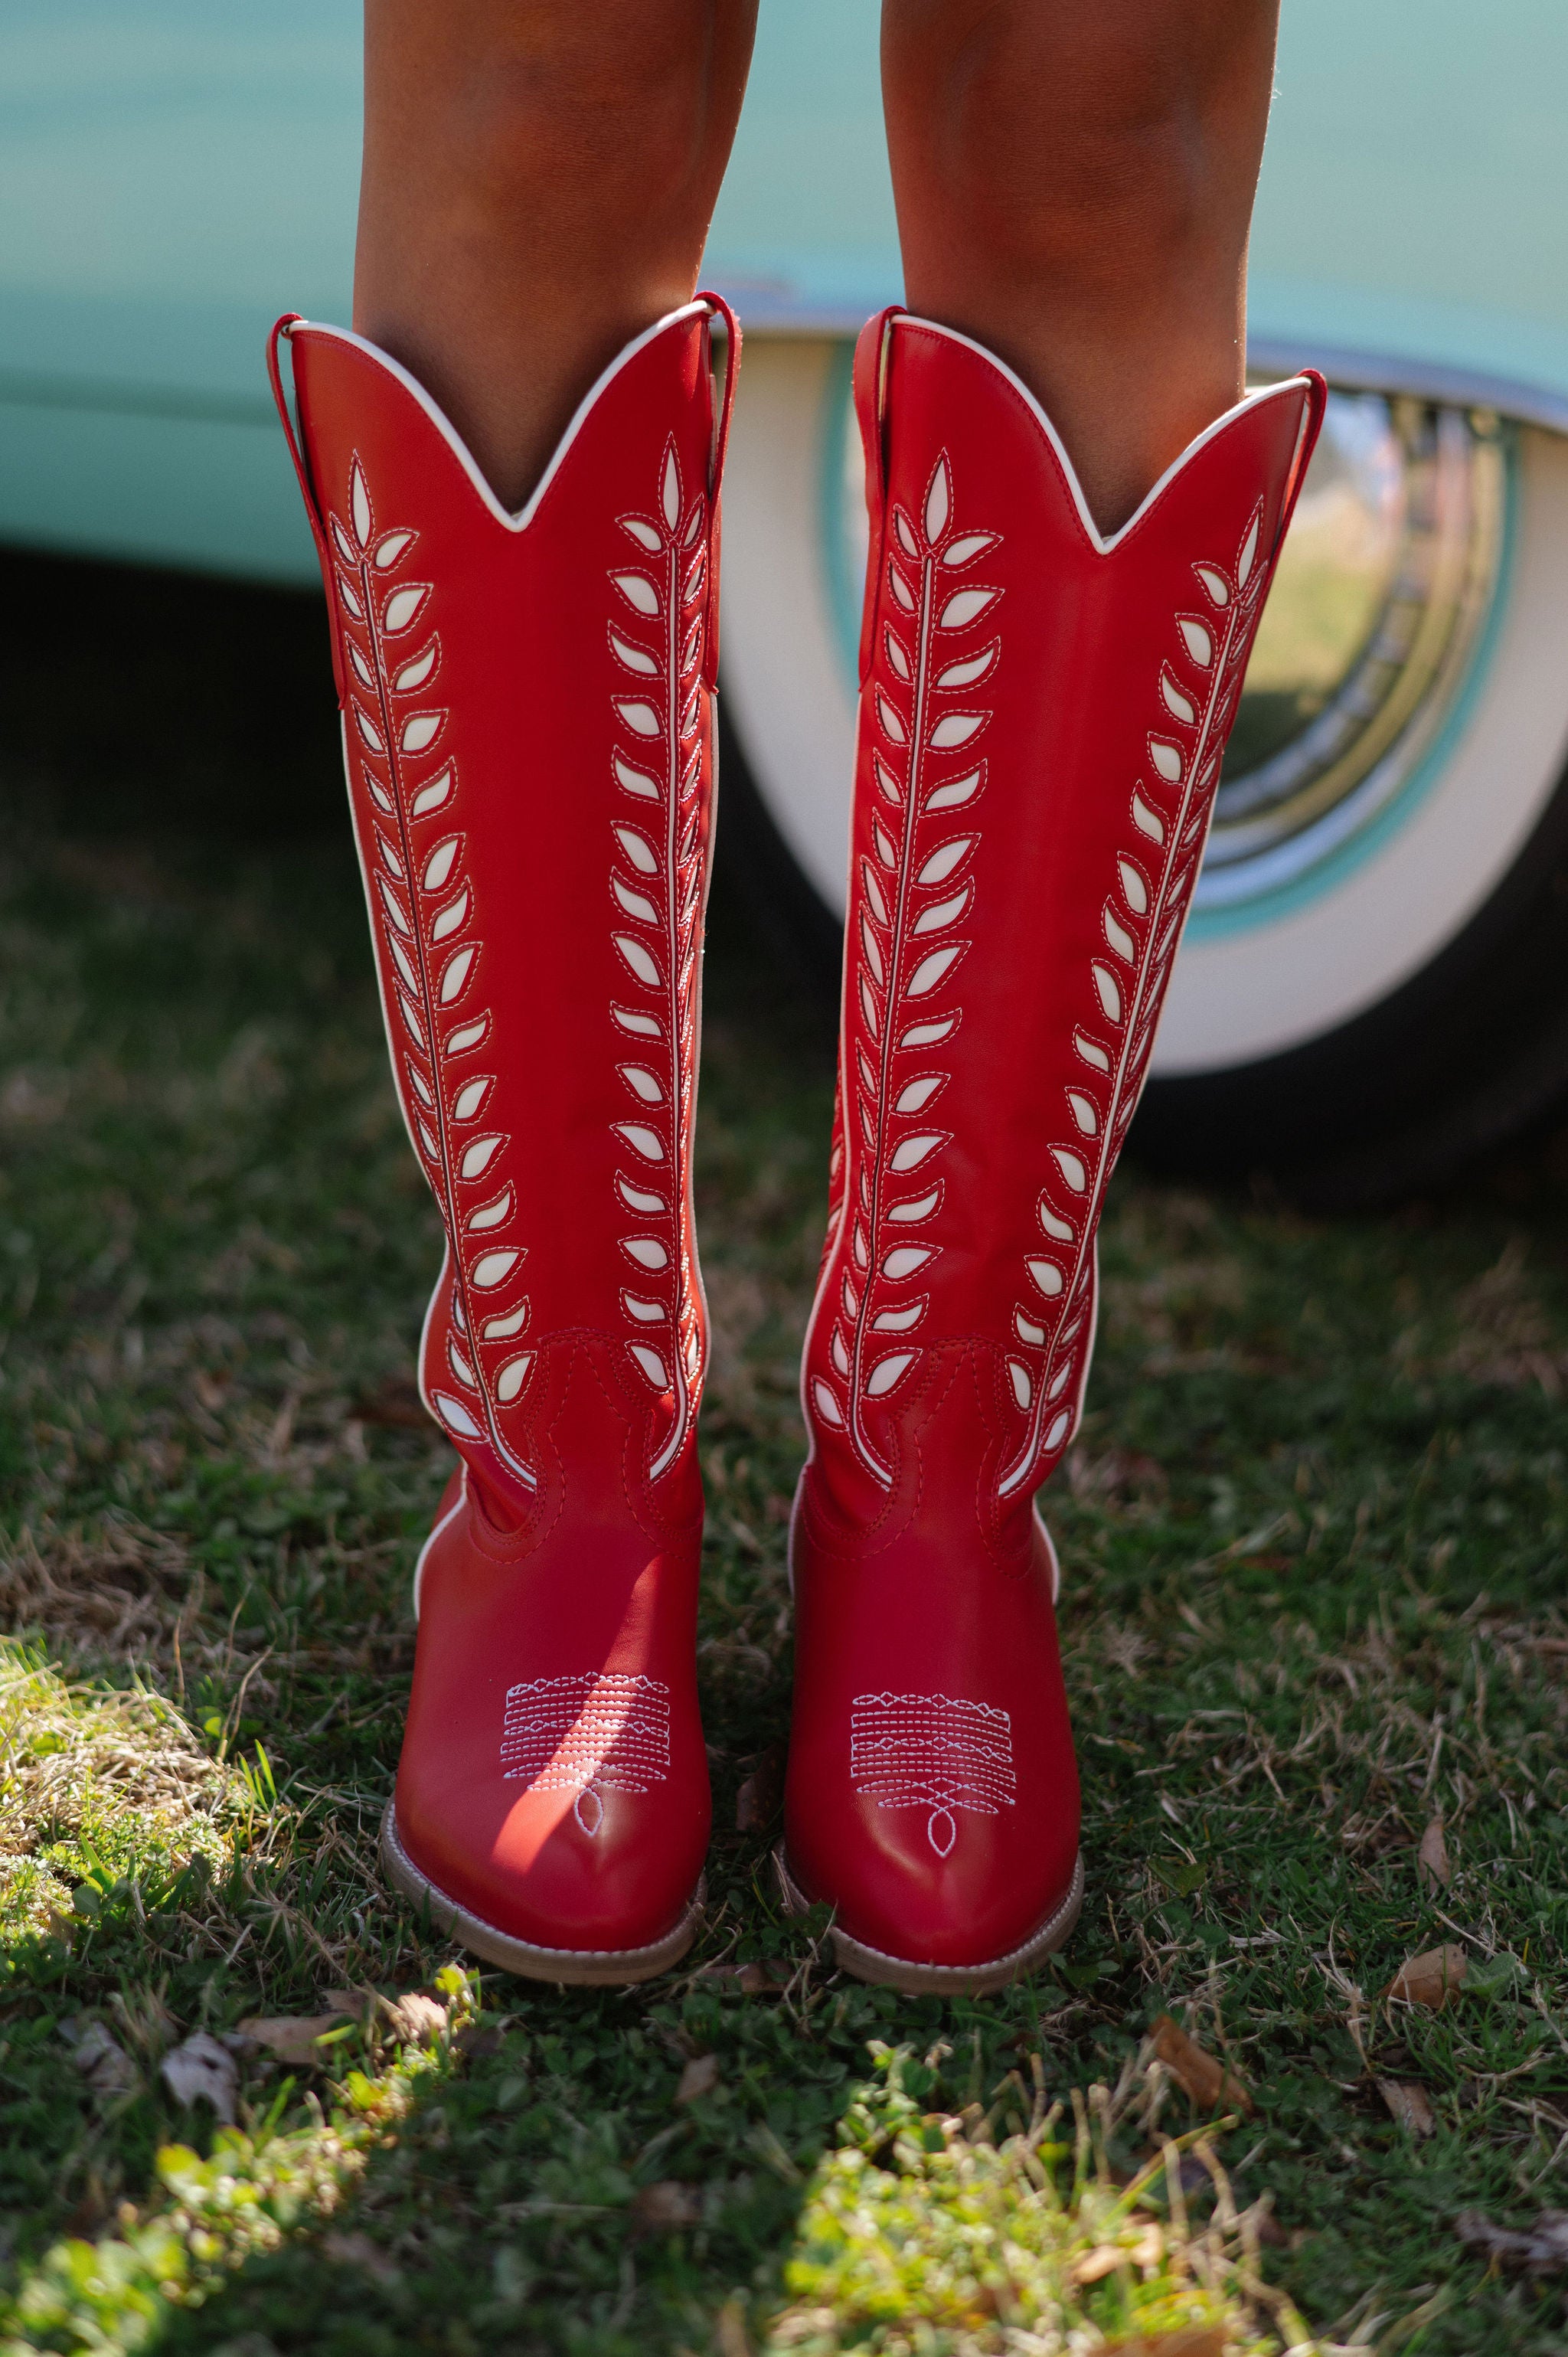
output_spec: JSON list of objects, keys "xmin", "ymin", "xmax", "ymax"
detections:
[
  {"xmin": 269, "ymin": 297, "xmax": 738, "ymax": 1983},
  {"xmin": 782, "ymin": 311, "xmax": 1324, "ymax": 1991}
]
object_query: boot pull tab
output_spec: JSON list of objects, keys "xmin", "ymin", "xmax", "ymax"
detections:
[
  {"xmin": 266, "ymin": 315, "xmax": 346, "ymax": 705},
  {"xmin": 696, "ymin": 291, "xmax": 741, "ymax": 690},
  {"xmin": 853, "ymin": 307, "xmax": 903, "ymax": 688}
]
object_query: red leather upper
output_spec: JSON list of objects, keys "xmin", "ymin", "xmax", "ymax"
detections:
[
  {"xmin": 789, "ymin": 312, "xmax": 1324, "ymax": 1967},
  {"xmin": 273, "ymin": 302, "xmax": 736, "ymax": 1951}
]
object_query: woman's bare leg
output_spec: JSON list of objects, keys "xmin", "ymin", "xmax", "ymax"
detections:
[
  {"xmin": 883, "ymin": 0, "xmax": 1280, "ymax": 533},
  {"xmin": 356, "ymin": 0, "xmax": 758, "ymax": 508}
]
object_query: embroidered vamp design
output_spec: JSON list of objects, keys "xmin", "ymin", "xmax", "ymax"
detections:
[
  {"xmin": 851, "ymin": 1688, "xmax": 1016, "ymax": 1857},
  {"xmin": 501, "ymin": 1670, "xmax": 671, "ymax": 1836}
]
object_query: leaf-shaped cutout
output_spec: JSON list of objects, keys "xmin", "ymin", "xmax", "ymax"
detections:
[
  {"xmin": 1067, "ymin": 1091, "xmax": 1099, "ymax": 1137},
  {"xmin": 367, "ymin": 779, "xmax": 395, "ymax": 816},
  {"xmin": 1044, "ymin": 1408, "xmax": 1073, "ymax": 1453},
  {"xmin": 919, "ymin": 837, "xmax": 975, "ymax": 889},
  {"xmin": 387, "ymin": 935, "xmax": 419, "ymax": 992},
  {"xmin": 889, "ymin": 564, "xmax": 917, "ymax": 614},
  {"xmin": 858, "ymin": 976, "xmax": 880, "ymax": 1039},
  {"xmin": 1074, "ymin": 1031, "xmax": 1111, "ymax": 1075},
  {"xmin": 337, "ymin": 574, "xmax": 365, "ymax": 622},
  {"xmin": 402, "ymin": 712, "xmax": 443, "ymax": 754},
  {"xmin": 938, "ymin": 587, "xmax": 998, "ymax": 630},
  {"xmin": 377, "ymin": 877, "xmax": 413, "ymax": 937},
  {"xmin": 331, "ymin": 518, "xmax": 357, "ymax": 566},
  {"xmin": 926, "ymin": 767, "xmax": 982, "ymax": 814},
  {"xmin": 1015, "ymin": 1309, "xmax": 1047, "ymax": 1346},
  {"xmin": 866, "ymin": 1351, "xmax": 916, "ymax": 1398},
  {"xmin": 466, "ymin": 1186, "xmax": 513, "ymax": 1232},
  {"xmin": 412, "ymin": 767, "xmax": 454, "ymax": 817},
  {"xmin": 1029, "ymin": 1258, "xmax": 1065, "ymax": 1299},
  {"xmin": 612, "ymin": 878, "xmax": 658, "ymax": 926},
  {"xmin": 1237, "ymin": 512, "xmax": 1261, "ymax": 587},
  {"xmin": 610, "ymin": 630, "xmax": 659, "ymax": 677},
  {"xmin": 860, "ymin": 915, "xmax": 885, "ymax": 986},
  {"xmin": 470, "ymin": 1247, "xmax": 520, "ymax": 1289},
  {"xmin": 612, "ymin": 570, "xmax": 660, "ymax": 616},
  {"xmin": 616, "ymin": 1176, "xmax": 666, "ymax": 1214},
  {"xmin": 895, "ymin": 1074, "xmax": 944, "ymax": 1115},
  {"xmin": 924, "ymin": 457, "xmax": 951, "ymax": 544},
  {"xmin": 1103, "ymin": 907, "xmax": 1135, "ymax": 961},
  {"xmin": 631, "ymin": 1344, "xmax": 669, "ymax": 1389},
  {"xmin": 431, "ymin": 1390, "xmax": 482, "ymax": 1439},
  {"xmin": 482, "ymin": 1303, "xmax": 529, "ymax": 1341},
  {"xmin": 873, "ymin": 820, "xmax": 897, "ymax": 868},
  {"xmin": 495, "ymin": 1354, "xmax": 534, "ymax": 1403},
  {"xmin": 812, "ymin": 1379, "xmax": 844, "ymax": 1427},
  {"xmin": 613, "ymin": 1004, "xmax": 663, "ymax": 1039},
  {"xmin": 1131, "ymin": 793, "xmax": 1165, "ymax": 843},
  {"xmin": 1008, "ymin": 1361, "xmax": 1033, "ymax": 1410},
  {"xmin": 405, "ymin": 1058, "xmax": 434, "ymax": 1109},
  {"xmin": 682, "ymin": 499, "xmax": 704, "ymax": 548},
  {"xmin": 683, "ymin": 551, "xmax": 707, "ymax": 604},
  {"xmin": 913, "ymin": 884, "xmax": 972, "ymax": 937},
  {"xmin": 431, "ymin": 887, "xmax": 470, "ymax": 943},
  {"xmin": 613, "ymin": 755, "xmax": 660, "ymax": 800},
  {"xmin": 351, "ymin": 463, "xmax": 372, "ymax": 547},
  {"xmin": 941, "ymin": 532, "xmax": 996, "ymax": 568},
  {"xmin": 887, "ymin": 1185, "xmax": 940, "ymax": 1224},
  {"xmin": 872, "ymin": 753, "xmax": 903, "ymax": 808},
  {"xmin": 893, "ymin": 508, "xmax": 919, "ymax": 558},
  {"xmin": 423, "ymin": 837, "xmax": 459, "ymax": 892},
  {"xmin": 439, "ymin": 944, "xmax": 476, "ymax": 1004},
  {"xmin": 877, "ymin": 694, "xmax": 906, "ymax": 745},
  {"xmin": 1038, "ymin": 1200, "xmax": 1076, "ymax": 1243},
  {"xmin": 449, "ymin": 1339, "xmax": 478, "ymax": 1389},
  {"xmin": 831, "ymin": 1327, "xmax": 851, "ymax": 1375},
  {"xmin": 622, "ymin": 1237, "xmax": 669, "ymax": 1270},
  {"xmin": 1195, "ymin": 564, "xmax": 1231, "ymax": 607},
  {"xmin": 1148, "ymin": 738, "xmax": 1184, "ymax": 783},
  {"xmin": 680, "ymin": 618, "xmax": 704, "ymax": 675},
  {"xmin": 616, "ymin": 935, "xmax": 661, "ymax": 987},
  {"xmin": 884, "ymin": 628, "xmax": 911, "ymax": 683},
  {"xmin": 619, "ymin": 1065, "xmax": 664, "ymax": 1105},
  {"xmin": 853, "ymin": 1222, "xmax": 871, "ymax": 1270},
  {"xmin": 929, "ymin": 712, "xmax": 985, "ymax": 750},
  {"xmin": 900, "ymin": 1015, "xmax": 956, "ymax": 1049},
  {"xmin": 623, "ymin": 1292, "xmax": 666, "ymax": 1324},
  {"xmin": 1051, "ymin": 1146, "xmax": 1088, "ymax": 1193},
  {"xmin": 858, "ymin": 865, "xmax": 888, "ymax": 929},
  {"xmin": 616, "ymin": 700, "xmax": 661, "ymax": 738},
  {"xmin": 873, "ymin": 1299, "xmax": 926, "ymax": 1333},
  {"xmin": 934, "ymin": 645, "xmax": 997, "ymax": 691},
  {"xmin": 445, "ymin": 1015, "xmax": 488, "ymax": 1055},
  {"xmin": 394, "ymin": 644, "xmax": 438, "ymax": 694},
  {"xmin": 615, "ymin": 825, "xmax": 658, "ymax": 875},
  {"xmin": 906, "ymin": 943, "xmax": 964, "ymax": 997},
  {"xmin": 621, "ymin": 515, "xmax": 662, "ymax": 552},
  {"xmin": 353, "ymin": 704, "xmax": 384, "ymax": 754},
  {"xmin": 377, "ymin": 830, "xmax": 405, "ymax": 880},
  {"xmin": 398, "ymin": 992, "xmax": 427, "ymax": 1050},
  {"xmin": 890, "ymin": 1133, "xmax": 943, "ymax": 1173},
  {"xmin": 662, "ymin": 445, "xmax": 681, "ymax": 530},
  {"xmin": 1092, "ymin": 964, "xmax": 1122, "ymax": 1023},
  {"xmin": 613, "ymin": 1123, "xmax": 665, "ymax": 1162},
  {"xmin": 348, "ymin": 641, "xmax": 375, "ymax": 689},
  {"xmin": 374, "ymin": 529, "xmax": 414, "ymax": 569},
  {"xmin": 415, "ymin": 1113, "xmax": 439, "ymax": 1159},
  {"xmin": 1160, "ymin": 668, "xmax": 1197, "ymax": 725},
  {"xmin": 1178, "ymin": 616, "xmax": 1214, "ymax": 667},
  {"xmin": 383, "ymin": 584, "xmax": 428, "ymax": 634},
  {"xmin": 452, "ymin": 1076, "xmax": 491, "ymax": 1122},
  {"xmin": 1117, "ymin": 858, "xmax": 1149, "ymax": 916},
  {"xmin": 459, "ymin": 1134, "xmax": 502, "ymax": 1180}
]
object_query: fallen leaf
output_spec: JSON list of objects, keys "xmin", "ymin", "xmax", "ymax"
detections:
[
  {"xmin": 695, "ymin": 1958, "xmax": 787, "ymax": 1995},
  {"xmin": 1416, "ymin": 1820, "xmax": 1452, "ymax": 1889},
  {"xmin": 735, "ymin": 1741, "xmax": 786, "ymax": 1833},
  {"xmin": 1101, "ymin": 2330, "xmax": 1224, "ymax": 2357},
  {"xmin": 1150, "ymin": 2015, "xmax": 1253, "ymax": 2116},
  {"xmin": 62, "ymin": 2019, "xmax": 138, "ymax": 2097},
  {"xmin": 385, "ymin": 1992, "xmax": 447, "ymax": 2046},
  {"xmin": 1385, "ymin": 1943, "xmax": 1467, "ymax": 2009},
  {"xmin": 1455, "ymin": 2208, "xmax": 1568, "ymax": 2275},
  {"xmin": 675, "ymin": 2052, "xmax": 720, "ymax": 2105},
  {"xmin": 321, "ymin": 2230, "xmax": 400, "ymax": 2285},
  {"xmin": 1377, "ymin": 2077, "xmax": 1437, "ymax": 2137},
  {"xmin": 629, "ymin": 2180, "xmax": 703, "ymax": 2232},
  {"xmin": 237, "ymin": 2012, "xmax": 352, "ymax": 2067},
  {"xmin": 161, "ymin": 2032, "xmax": 238, "ymax": 2123}
]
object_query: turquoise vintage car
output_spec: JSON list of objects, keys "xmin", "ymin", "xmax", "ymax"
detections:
[{"xmin": 5, "ymin": 2, "xmax": 1566, "ymax": 1200}]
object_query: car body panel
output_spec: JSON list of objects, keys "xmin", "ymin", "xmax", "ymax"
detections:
[{"xmin": 2, "ymin": 0, "xmax": 1563, "ymax": 579}]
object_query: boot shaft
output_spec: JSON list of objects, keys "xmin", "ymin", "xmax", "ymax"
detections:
[
  {"xmin": 270, "ymin": 302, "xmax": 737, "ymax": 1526},
  {"xmin": 805, "ymin": 312, "xmax": 1324, "ymax": 1539}
]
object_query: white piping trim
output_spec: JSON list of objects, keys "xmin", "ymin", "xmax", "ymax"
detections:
[
  {"xmin": 285, "ymin": 302, "xmax": 712, "ymax": 533},
  {"xmin": 897, "ymin": 315, "xmax": 1313, "ymax": 557},
  {"xmin": 412, "ymin": 1461, "xmax": 469, "ymax": 1619}
]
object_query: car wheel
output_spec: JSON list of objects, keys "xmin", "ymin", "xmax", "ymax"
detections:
[{"xmin": 717, "ymin": 335, "xmax": 1568, "ymax": 1205}]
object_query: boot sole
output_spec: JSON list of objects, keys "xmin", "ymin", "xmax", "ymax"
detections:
[
  {"xmin": 381, "ymin": 1800, "xmax": 704, "ymax": 1987},
  {"xmin": 773, "ymin": 1845, "xmax": 1083, "ymax": 1996}
]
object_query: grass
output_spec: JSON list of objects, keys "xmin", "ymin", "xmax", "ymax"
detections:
[{"xmin": 2, "ymin": 550, "xmax": 1567, "ymax": 2352}]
